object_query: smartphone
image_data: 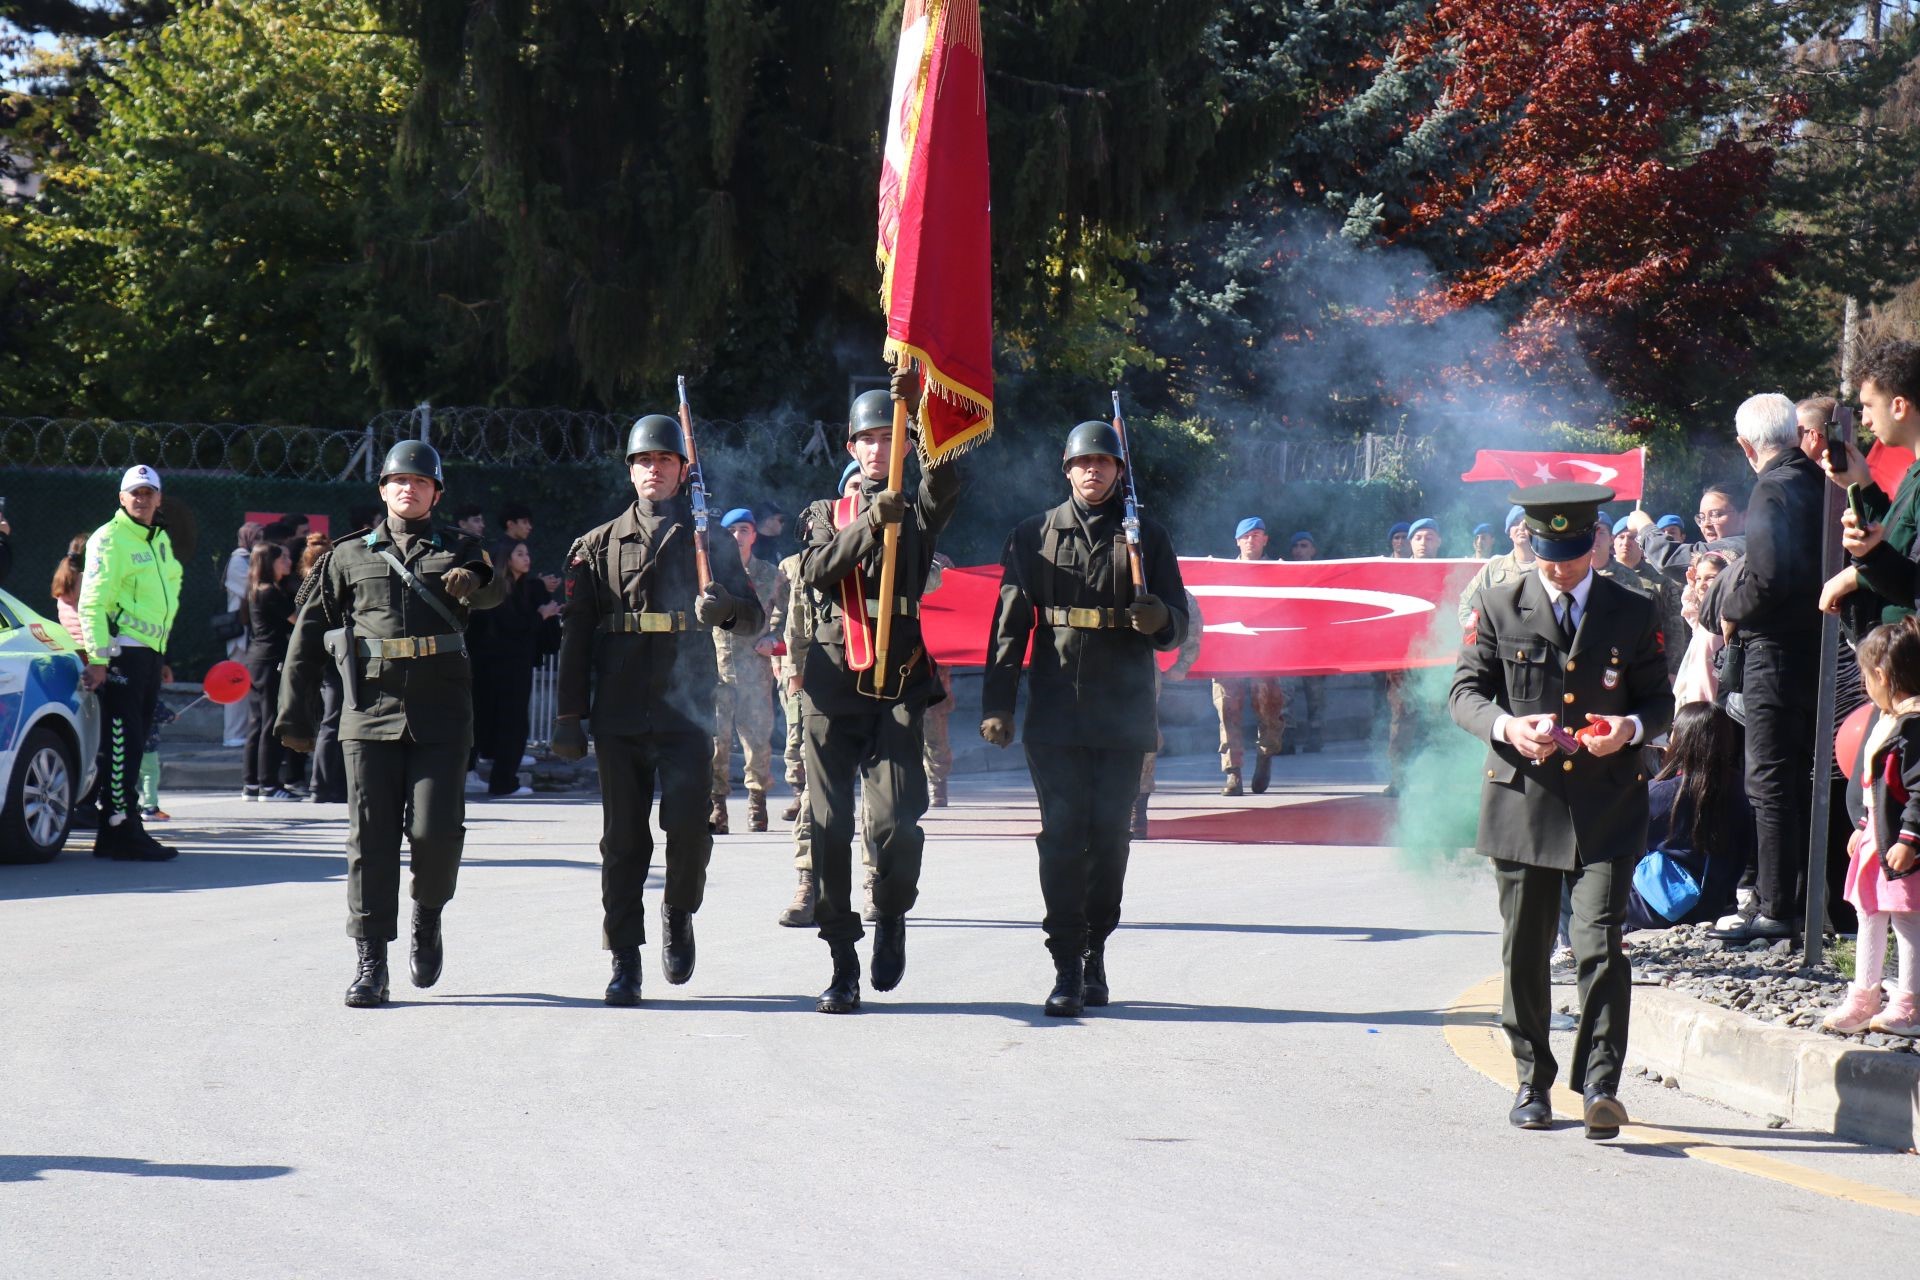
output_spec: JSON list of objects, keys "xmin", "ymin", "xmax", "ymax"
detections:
[
  {"xmin": 1829, "ymin": 404, "xmax": 1856, "ymax": 461},
  {"xmin": 1848, "ymin": 483, "xmax": 1865, "ymax": 524}
]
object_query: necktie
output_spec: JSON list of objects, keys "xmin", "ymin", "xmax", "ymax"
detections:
[{"xmin": 1557, "ymin": 593, "xmax": 1576, "ymax": 641}]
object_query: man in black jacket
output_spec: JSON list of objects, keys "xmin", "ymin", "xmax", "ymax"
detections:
[
  {"xmin": 980, "ymin": 420, "xmax": 1188, "ymax": 1016},
  {"xmin": 550, "ymin": 414, "xmax": 766, "ymax": 1005},
  {"xmin": 1714, "ymin": 393, "xmax": 1827, "ymax": 941}
]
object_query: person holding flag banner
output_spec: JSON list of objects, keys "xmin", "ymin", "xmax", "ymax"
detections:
[{"xmin": 794, "ymin": 0, "xmax": 990, "ymax": 1015}]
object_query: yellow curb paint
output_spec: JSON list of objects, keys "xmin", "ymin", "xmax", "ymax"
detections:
[{"xmin": 1446, "ymin": 975, "xmax": 1920, "ymax": 1218}]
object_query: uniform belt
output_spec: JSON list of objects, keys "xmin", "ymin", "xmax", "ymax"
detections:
[
  {"xmin": 863, "ymin": 598, "xmax": 920, "ymax": 619},
  {"xmin": 1041, "ymin": 606, "xmax": 1126, "ymax": 629},
  {"xmin": 355, "ymin": 633, "xmax": 465, "ymax": 659},
  {"xmin": 602, "ymin": 611, "xmax": 694, "ymax": 634}
]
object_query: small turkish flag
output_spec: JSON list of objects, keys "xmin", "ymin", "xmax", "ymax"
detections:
[
  {"xmin": 1461, "ymin": 448, "xmax": 1644, "ymax": 500},
  {"xmin": 1868, "ymin": 442, "xmax": 1917, "ymax": 498}
]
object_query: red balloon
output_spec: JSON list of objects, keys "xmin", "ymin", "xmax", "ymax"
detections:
[
  {"xmin": 1836, "ymin": 702, "xmax": 1874, "ymax": 778},
  {"xmin": 203, "ymin": 660, "xmax": 253, "ymax": 706}
]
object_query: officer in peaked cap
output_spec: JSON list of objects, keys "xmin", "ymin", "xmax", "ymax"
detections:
[{"xmin": 1449, "ymin": 483, "xmax": 1673, "ymax": 1138}]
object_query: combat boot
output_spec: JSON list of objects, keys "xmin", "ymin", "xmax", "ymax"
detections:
[
  {"xmin": 861, "ymin": 868, "xmax": 880, "ymax": 923},
  {"xmin": 1130, "ymin": 795, "xmax": 1149, "ymax": 838},
  {"xmin": 605, "ymin": 947, "xmax": 642, "ymax": 1006},
  {"xmin": 870, "ymin": 913, "xmax": 907, "ymax": 992},
  {"xmin": 1082, "ymin": 947, "xmax": 1110, "ymax": 1007},
  {"xmin": 708, "ymin": 798, "xmax": 729, "ymax": 835},
  {"xmin": 931, "ymin": 779, "xmax": 949, "ymax": 808},
  {"xmin": 1251, "ymin": 753, "xmax": 1272, "ymax": 794},
  {"xmin": 747, "ymin": 789, "xmax": 768, "ymax": 832},
  {"xmin": 662, "ymin": 904, "xmax": 696, "ymax": 984},
  {"xmin": 780, "ymin": 795, "xmax": 802, "ymax": 823},
  {"xmin": 1045, "ymin": 955, "xmax": 1085, "ymax": 1018},
  {"xmin": 779, "ymin": 869, "xmax": 817, "ymax": 928},
  {"xmin": 345, "ymin": 938, "xmax": 389, "ymax": 1008},
  {"xmin": 410, "ymin": 904, "xmax": 444, "ymax": 988},
  {"xmin": 1221, "ymin": 769, "xmax": 1243, "ymax": 797},
  {"xmin": 817, "ymin": 940, "xmax": 861, "ymax": 1013}
]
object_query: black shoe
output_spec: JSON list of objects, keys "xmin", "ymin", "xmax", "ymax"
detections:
[
  {"xmin": 345, "ymin": 938, "xmax": 389, "ymax": 1008},
  {"xmin": 1130, "ymin": 795, "xmax": 1149, "ymax": 838},
  {"xmin": 94, "ymin": 818, "xmax": 178, "ymax": 862},
  {"xmin": 1508, "ymin": 1084, "xmax": 1552, "ymax": 1130},
  {"xmin": 1082, "ymin": 948, "xmax": 1110, "ymax": 1007},
  {"xmin": 605, "ymin": 946, "xmax": 642, "ymax": 1006},
  {"xmin": 870, "ymin": 913, "xmax": 906, "ymax": 992},
  {"xmin": 1710, "ymin": 913, "xmax": 1796, "ymax": 943},
  {"xmin": 1251, "ymin": 754, "xmax": 1272, "ymax": 794},
  {"xmin": 410, "ymin": 905, "xmax": 444, "ymax": 988},
  {"xmin": 1582, "ymin": 1089, "xmax": 1627, "ymax": 1140},
  {"xmin": 662, "ymin": 905, "xmax": 696, "ymax": 985},
  {"xmin": 1045, "ymin": 957, "xmax": 1085, "ymax": 1017},
  {"xmin": 817, "ymin": 941, "xmax": 861, "ymax": 1013}
]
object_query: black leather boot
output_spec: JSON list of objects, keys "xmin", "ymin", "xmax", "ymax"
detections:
[
  {"xmin": 1045, "ymin": 955, "xmax": 1085, "ymax": 1018},
  {"xmin": 870, "ymin": 913, "xmax": 906, "ymax": 992},
  {"xmin": 605, "ymin": 946, "xmax": 642, "ymax": 1006},
  {"xmin": 662, "ymin": 904, "xmax": 696, "ymax": 985},
  {"xmin": 1251, "ymin": 753, "xmax": 1272, "ymax": 794},
  {"xmin": 817, "ymin": 940, "xmax": 861, "ymax": 1013},
  {"xmin": 410, "ymin": 904, "xmax": 443, "ymax": 988},
  {"xmin": 1082, "ymin": 947, "xmax": 1110, "ymax": 1007},
  {"xmin": 345, "ymin": 938, "xmax": 389, "ymax": 1008}
]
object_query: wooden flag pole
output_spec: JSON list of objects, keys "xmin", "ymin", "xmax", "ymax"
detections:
[{"xmin": 870, "ymin": 363, "xmax": 911, "ymax": 697}]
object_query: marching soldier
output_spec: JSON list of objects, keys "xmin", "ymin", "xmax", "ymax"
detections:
[
  {"xmin": 1212, "ymin": 516, "xmax": 1285, "ymax": 795},
  {"xmin": 797, "ymin": 374, "xmax": 963, "ymax": 1013},
  {"xmin": 549, "ymin": 415, "xmax": 766, "ymax": 1006},
  {"xmin": 709, "ymin": 507, "xmax": 784, "ymax": 834},
  {"xmin": 981, "ymin": 419, "xmax": 1189, "ymax": 1016},
  {"xmin": 278, "ymin": 441, "xmax": 508, "ymax": 1007},
  {"xmin": 1450, "ymin": 483, "xmax": 1672, "ymax": 1138}
]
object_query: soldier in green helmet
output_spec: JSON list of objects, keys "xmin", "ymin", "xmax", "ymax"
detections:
[
  {"xmin": 278, "ymin": 439, "xmax": 509, "ymax": 1008},
  {"xmin": 549, "ymin": 413, "xmax": 766, "ymax": 1007}
]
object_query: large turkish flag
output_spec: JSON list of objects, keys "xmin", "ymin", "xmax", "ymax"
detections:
[
  {"xmin": 1461, "ymin": 448, "xmax": 1644, "ymax": 500},
  {"xmin": 921, "ymin": 557, "xmax": 1483, "ymax": 677}
]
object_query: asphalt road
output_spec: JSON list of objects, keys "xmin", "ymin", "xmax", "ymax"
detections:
[{"xmin": 7, "ymin": 748, "xmax": 1920, "ymax": 1277}]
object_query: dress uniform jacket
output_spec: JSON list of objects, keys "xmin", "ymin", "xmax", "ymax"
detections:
[
  {"xmin": 557, "ymin": 496, "xmax": 765, "ymax": 738},
  {"xmin": 279, "ymin": 516, "xmax": 507, "ymax": 744},
  {"xmin": 982, "ymin": 497, "xmax": 1187, "ymax": 751},
  {"xmin": 1450, "ymin": 570, "xmax": 1674, "ymax": 870},
  {"xmin": 797, "ymin": 465, "xmax": 964, "ymax": 715}
]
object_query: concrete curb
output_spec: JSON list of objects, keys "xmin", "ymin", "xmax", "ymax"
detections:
[{"xmin": 1627, "ymin": 985, "xmax": 1920, "ymax": 1150}]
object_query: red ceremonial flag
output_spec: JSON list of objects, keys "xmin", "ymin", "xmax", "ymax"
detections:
[
  {"xmin": 1461, "ymin": 448, "xmax": 1644, "ymax": 500},
  {"xmin": 920, "ymin": 558, "xmax": 1481, "ymax": 678},
  {"xmin": 877, "ymin": 0, "xmax": 994, "ymax": 463},
  {"xmin": 1868, "ymin": 441, "xmax": 1917, "ymax": 498}
]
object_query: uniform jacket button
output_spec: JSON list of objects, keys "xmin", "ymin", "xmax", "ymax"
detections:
[
  {"xmin": 1562, "ymin": 760, "xmax": 1574, "ymax": 772},
  {"xmin": 1563, "ymin": 692, "xmax": 1575, "ymax": 704},
  {"xmin": 1566, "ymin": 660, "xmax": 1577, "ymax": 671}
]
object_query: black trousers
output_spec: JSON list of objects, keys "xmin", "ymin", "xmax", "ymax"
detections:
[
  {"xmin": 804, "ymin": 702, "xmax": 927, "ymax": 944},
  {"xmin": 1026, "ymin": 745, "xmax": 1144, "ymax": 961},
  {"xmin": 481, "ymin": 659, "xmax": 533, "ymax": 795},
  {"xmin": 1494, "ymin": 857, "xmax": 1630, "ymax": 1094},
  {"xmin": 596, "ymin": 731, "xmax": 711, "ymax": 949},
  {"xmin": 94, "ymin": 647, "xmax": 161, "ymax": 824},
  {"xmin": 340, "ymin": 737, "xmax": 469, "ymax": 940},
  {"xmin": 1744, "ymin": 638, "xmax": 1816, "ymax": 921},
  {"xmin": 311, "ymin": 669, "xmax": 348, "ymax": 802},
  {"xmin": 243, "ymin": 657, "xmax": 287, "ymax": 789}
]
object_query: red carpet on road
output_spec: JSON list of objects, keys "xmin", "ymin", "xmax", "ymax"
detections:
[{"xmin": 1147, "ymin": 795, "xmax": 1396, "ymax": 847}]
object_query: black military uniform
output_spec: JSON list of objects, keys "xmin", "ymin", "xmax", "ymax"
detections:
[
  {"xmin": 798, "ymin": 387, "xmax": 964, "ymax": 1012},
  {"xmin": 552, "ymin": 414, "xmax": 765, "ymax": 1006},
  {"xmin": 1450, "ymin": 483, "xmax": 1673, "ymax": 1138},
  {"xmin": 279, "ymin": 440, "xmax": 508, "ymax": 1007},
  {"xmin": 982, "ymin": 420, "xmax": 1188, "ymax": 1016}
]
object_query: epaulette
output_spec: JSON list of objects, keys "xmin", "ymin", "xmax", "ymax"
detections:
[{"xmin": 331, "ymin": 527, "xmax": 372, "ymax": 547}]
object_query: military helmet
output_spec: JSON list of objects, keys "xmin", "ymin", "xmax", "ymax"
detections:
[
  {"xmin": 378, "ymin": 439, "xmax": 444, "ymax": 487},
  {"xmin": 847, "ymin": 388, "xmax": 895, "ymax": 441},
  {"xmin": 1062, "ymin": 420, "xmax": 1125, "ymax": 467},
  {"xmin": 625, "ymin": 413, "xmax": 687, "ymax": 462}
]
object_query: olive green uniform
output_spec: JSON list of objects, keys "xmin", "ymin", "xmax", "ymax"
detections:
[
  {"xmin": 711, "ymin": 555, "xmax": 783, "ymax": 800},
  {"xmin": 558, "ymin": 496, "xmax": 766, "ymax": 949},
  {"xmin": 278, "ymin": 516, "xmax": 508, "ymax": 941},
  {"xmin": 983, "ymin": 497, "xmax": 1188, "ymax": 962},
  {"xmin": 797, "ymin": 463, "xmax": 963, "ymax": 944}
]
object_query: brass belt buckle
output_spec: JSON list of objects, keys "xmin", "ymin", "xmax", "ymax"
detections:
[
  {"xmin": 639, "ymin": 612, "xmax": 672, "ymax": 633},
  {"xmin": 380, "ymin": 637, "xmax": 408, "ymax": 659},
  {"xmin": 1066, "ymin": 607, "xmax": 1104, "ymax": 629}
]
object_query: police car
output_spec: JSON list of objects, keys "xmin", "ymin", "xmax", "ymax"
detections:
[{"xmin": 0, "ymin": 587, "xmax": 99, "ymax": 862}]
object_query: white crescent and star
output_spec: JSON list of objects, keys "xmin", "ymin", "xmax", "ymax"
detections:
[{"xmin": 1190, "ymin": 585, "xmax": 1437, "ymax": 635}]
